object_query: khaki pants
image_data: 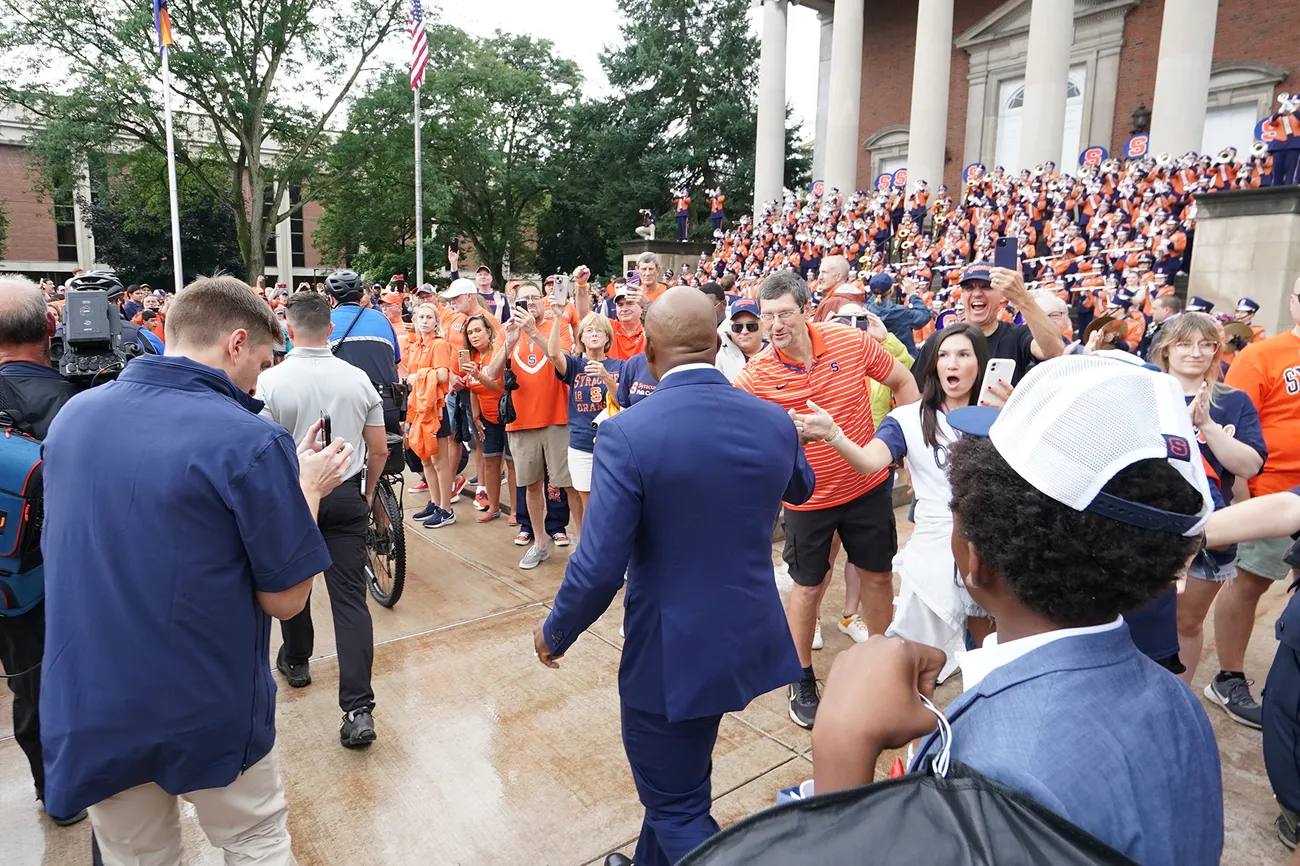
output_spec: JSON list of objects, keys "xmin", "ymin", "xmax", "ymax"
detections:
[{"xmin": 88, "ymin": 747, "xmax": 295, "ymax": 866}]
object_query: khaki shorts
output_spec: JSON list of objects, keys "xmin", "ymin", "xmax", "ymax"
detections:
[
  {"xmin": 1237, "ymin": 536, "xmax": 1296, "ymax": 581},
  {"xmin": 508, "ymin": 425, "xmax": 571, "ymax": 488}
]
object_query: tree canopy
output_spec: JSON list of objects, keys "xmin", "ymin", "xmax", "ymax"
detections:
[{"xmin": 0, "ymin": 0, "xmax": 404, "ymax": 281}]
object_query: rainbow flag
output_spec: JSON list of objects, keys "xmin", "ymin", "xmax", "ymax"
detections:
[{"xmin": 153, "ymin": 0, "xmax": 173, "ymax": 56}]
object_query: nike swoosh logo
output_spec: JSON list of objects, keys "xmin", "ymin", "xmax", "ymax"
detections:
[{"xmin": 775, "ymin": 383, "xmax": 787, "ymax": 390}]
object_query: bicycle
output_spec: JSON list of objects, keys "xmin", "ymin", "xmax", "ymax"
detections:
[{"xmin": 365, "ymin": 472, "xmax": 406, "ymax": 607}]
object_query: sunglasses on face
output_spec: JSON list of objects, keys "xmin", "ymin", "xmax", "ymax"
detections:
[{"xmin": 730, "ymin": 321, "xmax": 760, "ymax": 334}]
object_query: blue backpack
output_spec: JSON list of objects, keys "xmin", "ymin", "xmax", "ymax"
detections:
[{"xmin": 0, "ymin": 412, "xmax": 44, "ymax": 616}]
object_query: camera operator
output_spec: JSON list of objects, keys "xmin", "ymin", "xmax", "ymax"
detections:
[
  {"xmin": 256, "ymin": 292, "xmax": 387, "ymax": 748},
  {"xmin": 50, "ymin": 271, "xmax": 159, "ymax": 362},
  {"xmin": 0, "ymin": 277, "xmax": 83, "ymax": 826},
  {"xmin": 322, "ymin": 271, "xmax": 402, "ymax": 435}
]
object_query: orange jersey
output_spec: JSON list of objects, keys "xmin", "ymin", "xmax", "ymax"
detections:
[
  {"xmin": 507, "ymin": 317, "xmax": 574, "ymax": 432},
  {"xmin": 1223, "ymin": 331, "xmax": 1300, "ymax": 495},
  {"xmin": 610, "ymin": 321, "xmax": 646, "ymax": 360},
  {"xmin": 734, "ymin": 322, "xmax": 898, "ymax": 510},
  {"xmin": 466, "ymin": 343, "xmax": 504, "ymax": 424}
]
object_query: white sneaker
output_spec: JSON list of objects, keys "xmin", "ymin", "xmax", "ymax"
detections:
[
  {"xmin": 811, "ymin": 620, "xmax": 824, "ymax": 651},
  {"xmin": 837, "ymin": 614, "xmax": 870, "ymax": 643}
]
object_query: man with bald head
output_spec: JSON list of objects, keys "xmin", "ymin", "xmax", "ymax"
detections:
[
  {"xmin": 0, "ymin": 277, "xmax": 83, "ymax": 826},
  {"xmin": 535, "ymin": 287, "xmax": 814, "ymax": 866}
]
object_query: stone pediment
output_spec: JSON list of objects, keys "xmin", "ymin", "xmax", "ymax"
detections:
[{"xmin": 956, "ymin": 0, "xmax": 1139, "ymax": 50}]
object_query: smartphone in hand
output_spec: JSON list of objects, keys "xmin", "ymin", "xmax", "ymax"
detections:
[
  {"xmin": 554, "ymin": 277, "xmax": 570, "ymax": 307},
  {"xmin": 320, "ymin": 411, "xmax": 332, "ymax": 445},
  {"xmin": 993, "ymin": 237, "xmax": 1018, "ymax": 272}
]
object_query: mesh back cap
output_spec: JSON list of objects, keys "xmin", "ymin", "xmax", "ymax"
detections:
[{"xmin": 955, "ymin": 355, "xmax": 1213, "ymax": 536}]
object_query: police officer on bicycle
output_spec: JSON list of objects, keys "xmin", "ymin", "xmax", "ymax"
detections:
[{"xmin": 322, "ymin": 270, "xmax": 403, "ymax": 434}]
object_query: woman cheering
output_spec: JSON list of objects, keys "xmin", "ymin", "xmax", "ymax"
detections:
[{"xmin": 791, "ymin": 323, "xmax": 992, "ymax": 680}]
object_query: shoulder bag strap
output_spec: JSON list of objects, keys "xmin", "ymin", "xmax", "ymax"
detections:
[{"xmin": 331, "ymin": 306, "xmax": 366, "ymax": 356}]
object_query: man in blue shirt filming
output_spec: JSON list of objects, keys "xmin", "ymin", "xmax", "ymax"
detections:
[{"xmin": 40, "ymin": 276, "xmax": 354, "ymax": 864}]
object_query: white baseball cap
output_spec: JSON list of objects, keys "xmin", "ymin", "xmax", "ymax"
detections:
[
  {"xmin": 948, "ymin": 355, "xmax": 1214, "ymax": 537},
  {"xmin": 442, "ymin": 278, "xmax": 477, "ymax": 300}
]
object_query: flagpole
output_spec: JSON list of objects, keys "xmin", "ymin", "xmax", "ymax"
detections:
[
  {"xmin": 413, "ymin": 86, "xmax": 424, "ymax": 288},
  {"xmin": 161, "ymin": 45, "xmax": 184, "ymax": 293}
]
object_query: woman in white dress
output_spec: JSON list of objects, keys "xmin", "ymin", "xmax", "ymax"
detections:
[{"xmin": 792, "ymin": 323, "xmax": 993, "ymax": 681}]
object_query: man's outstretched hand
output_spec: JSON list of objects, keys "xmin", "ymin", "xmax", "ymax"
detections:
[{"xmin": 534, "ymin": 619, "xmax": 561, "ymax": 669}]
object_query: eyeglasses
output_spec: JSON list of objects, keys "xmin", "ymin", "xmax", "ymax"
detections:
[
  {"xmin": 759, "ymin": 309, "xmax": 800, "ymax": 324},
  {"xmin": 730, "ymin": 321, "xmax": 760, "ymax": 334},
  {"xmin": 1173, "ymin": 340, "xmax": 1219, "ymax": 353}
]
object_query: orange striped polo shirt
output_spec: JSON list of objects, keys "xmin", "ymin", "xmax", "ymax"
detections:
[{"xmin": 734, "ymin": 321, "xmax": 897, "ymax": 510}]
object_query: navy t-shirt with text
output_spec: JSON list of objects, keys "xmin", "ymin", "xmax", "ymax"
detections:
[
  {"xmin": 616, "ymin": 352, "xmax": 659, "ymax": 408},
  {"xmin": 559, "ymin": 354, "xmax": 623, "ymax": 452}
]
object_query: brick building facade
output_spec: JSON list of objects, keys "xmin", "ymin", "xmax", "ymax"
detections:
[
  {"xmin": 0, "ymin": 111, "xmax": 328, "ymax": 284},
  {"xmin": 853, "ymin": 0, "xmax": 1300, "ymax": 192}
]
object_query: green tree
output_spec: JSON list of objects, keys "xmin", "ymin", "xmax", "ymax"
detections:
[
  {"xmin": 317, "ymin": 28, "xmax": 581, "ymax": 285},
  {"xmin": 0, "ymin": 0, "xmax": 405, "ymax": 281},
  {"xmin": 597, "ymin": 0, "xmax": 809, "ymax": 236},
  {"xmin": 82, "ymin": 148, "xmax": 244, "ymax": 286}
]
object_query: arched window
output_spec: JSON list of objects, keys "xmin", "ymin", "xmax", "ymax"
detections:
[{"xmin": 995, "ymin": 66, "xmax": 1087, "ymax": 170}]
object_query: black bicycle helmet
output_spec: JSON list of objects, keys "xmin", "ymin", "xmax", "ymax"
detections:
[
  {"xmin": 67, "ymin": 269, "xmax": 125, "ymax": 299},
  {"xmin": 324, "ymin": 270, "xmax": 363, "ymax": 303}
]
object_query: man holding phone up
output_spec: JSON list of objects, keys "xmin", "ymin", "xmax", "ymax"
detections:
[
  {"xmin": 256, "ymin": 292, "xmax": 389, "ymax": 748},
  {"xmin": 911, "ymin": 262, "xmax": 1064, "ymax": 390}
]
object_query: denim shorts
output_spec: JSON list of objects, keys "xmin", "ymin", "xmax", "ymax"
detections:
[
  {"xmin": 1188, "ymin": 553, "xmax": 1237, "ymax": 584},
  {"xmin": 480, "ymin": 416, "xmax": 506, "ymax": 458}
]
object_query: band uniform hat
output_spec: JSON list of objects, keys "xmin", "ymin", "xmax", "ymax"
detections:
[
  {"xmin": 1185, "ymin": 296, "xmax": 1215, "ymax": 313},
  {"xmin": 1236, "ymin": 297, "xmax": 1260, "ymax": 314}
]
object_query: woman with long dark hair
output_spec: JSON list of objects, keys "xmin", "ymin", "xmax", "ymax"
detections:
[{"xmin": 793, "ymin": 323, "xmax": 992, "ymax": 680}]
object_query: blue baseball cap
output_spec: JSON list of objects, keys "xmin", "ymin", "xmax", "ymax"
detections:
[
  {"xmin": 868, "ymin": 272, "xmax": 894, "ymax": 294},
  {"xmin": 959, "ymin": 263, "xmax": 993, "ymax": 285},
  {"xmin": 730, "ymin": 298, "xmax": 760, "ymax": 319}
]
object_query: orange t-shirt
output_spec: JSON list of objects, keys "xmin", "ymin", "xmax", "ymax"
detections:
[
  {"xmin": 406, "ymin": 334, "xmax": 453, "ymax": 411},
  {"xmin": 610, "ymin": 321, "xmax": 646, "ymax": 360},
  {"xmin": 440, "ymin": 308, "xmax": 467, "ymax": 350},
  {"xmin": 643, "ymin": 282, "xmax": 668, "ymax": 303},
  {"xmin": 466, "ymin": 344, "xmax": 504, "ymax": 424},
  {"xmin": 507, "ymin": 318, "xmax": 573, "ymax": 432},
  {"xmin": 1224, "ymin": 331, "xmax": 1300, "ymax": 495},
  {"xmin": 734, "ymin": 321, "xmax": 898, "ymax": 510}
]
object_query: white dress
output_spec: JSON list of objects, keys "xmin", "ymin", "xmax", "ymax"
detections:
[{"xmin": 877, "ymin": 402, "xmax": 980, "ymax": 683}]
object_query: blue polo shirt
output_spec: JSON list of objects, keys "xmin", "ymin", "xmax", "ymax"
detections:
[
  {"xmin": 39, "ymin": 355, "xmax": 331, "ymax": 816},
  {"xmin": 616, "ymin": 353, "xmax": 658, "ymax": 408}
]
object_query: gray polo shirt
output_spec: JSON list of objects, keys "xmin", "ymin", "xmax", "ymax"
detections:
[{"xmin": 256, "ymin": 346, "xmax": 384, "ymax": 482}]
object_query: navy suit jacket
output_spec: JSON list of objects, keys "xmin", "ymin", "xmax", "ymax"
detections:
[
  {"xmin": 912, "ymin": 624, "xmax": 1223, "ymax": 866},
  {"xmin": 543, "ymin": 366, "xmax": 813, "ymax": 722}
]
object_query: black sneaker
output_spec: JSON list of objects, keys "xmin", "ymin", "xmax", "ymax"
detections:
[
  {"xmin": 1278, "ymin": 807, "xmax": 1299, "ymax": 850},
  {"xmin": 788, "ymin": 676, "xmax": 820, "ymax": 729},
  {"xmin": 276, "ymin": 646, "xmax": 311, "ymax": 688},
  {"xmin": 1204, "ymin": 676, "xmax": 1262, "ymax": 729},
  {"xmin": 340, "ymin": 709, "xmax": 377, "ymax": 748}
]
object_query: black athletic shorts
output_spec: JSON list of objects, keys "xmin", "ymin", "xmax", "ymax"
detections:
[{"xmin": 782, "ymin": 482, "xmax": 897, "ymax": 587}]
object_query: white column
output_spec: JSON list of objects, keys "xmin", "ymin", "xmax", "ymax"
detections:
[
  {"xmin": 753, "ymin": 0, "xmax": 788, "ymax": 214},
  {"xmin": 1148, "ymin": 0, "xmax": 1219, "ymax": 156},
  {"xmin": 275, "ymin": 188, "xmax": 293, "ymax": 281},
  {"xmin": 812, "ymin": 10, "xmax": 834, "ymax": 182},
  {"xmin": 823, "ymin": 0, "xmax": 865, "ymax": 194},
  {"xmin": 904, "ymin": 0, "xmax": 953, "ymax": 190},
  {"xmin": 72, "ymin": 164, "xmax": 96, "ymax": 269},
  {"xmin": 1018, "ymin": 0, "xmax": 1074, "ymax": 170}
]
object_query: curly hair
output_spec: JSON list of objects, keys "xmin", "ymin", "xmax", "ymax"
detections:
[{"xmin": 948, "ymin": 436, "xmax": 1202, "ymax": 627}]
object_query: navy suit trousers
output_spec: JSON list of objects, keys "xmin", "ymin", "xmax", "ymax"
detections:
[
  {"xmin": 621, "ymin": 701, "xmax": 723, "ymax": 866},
  {"xmin": 1265, "ymin": 643, "xmax": 1300, "ymax": 812}
]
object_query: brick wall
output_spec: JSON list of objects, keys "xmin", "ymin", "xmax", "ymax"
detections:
[
  {"xmin": 301, "ymin": 198, "xmax": 326, "ymax": 269},
  {"xmin": 0, "ymin": 144, "xmax": 57, "ymax": 262},
  {"xmin": 855, "ymin": 0, "xmax": 1300, "ymax": 192}
]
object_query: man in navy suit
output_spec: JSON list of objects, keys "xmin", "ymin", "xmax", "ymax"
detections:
[{"xmin": 534, "ymin": 287, "xmax": 815, "ymax": 866}]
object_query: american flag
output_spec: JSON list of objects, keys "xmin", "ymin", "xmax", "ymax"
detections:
[{"xmin": 408, "ymin": 0, "xmax": 429, "ymax": 90}]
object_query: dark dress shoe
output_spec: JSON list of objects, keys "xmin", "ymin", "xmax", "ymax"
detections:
[
  {"xmin": 340, "ymin": 709, "xmax": 377, "ymax": 748},
  {"xmin": 41, "ymin": 802, "xmax": 88, "ymax": 826},
  {"xmin": 276, "ymin": 645, "xmax": 311, "ymax": 688},
  {"xmin": 604, "ymin": 855, "xmax": 633, "ymax": 866}
]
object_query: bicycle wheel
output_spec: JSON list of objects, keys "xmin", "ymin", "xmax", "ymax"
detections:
[{"xmin": 365, "ymin": 476, "xmax": 406, "ymax": 607}]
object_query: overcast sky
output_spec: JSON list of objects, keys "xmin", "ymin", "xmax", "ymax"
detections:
[{"xmin": 437, "ymin": 0, "xmax": 821, "ymax": 138}]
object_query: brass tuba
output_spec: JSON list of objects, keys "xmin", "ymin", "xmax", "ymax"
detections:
[{"xmin": 1155, "ymin": 152, "xmax": 1173, "ymax": 169}]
